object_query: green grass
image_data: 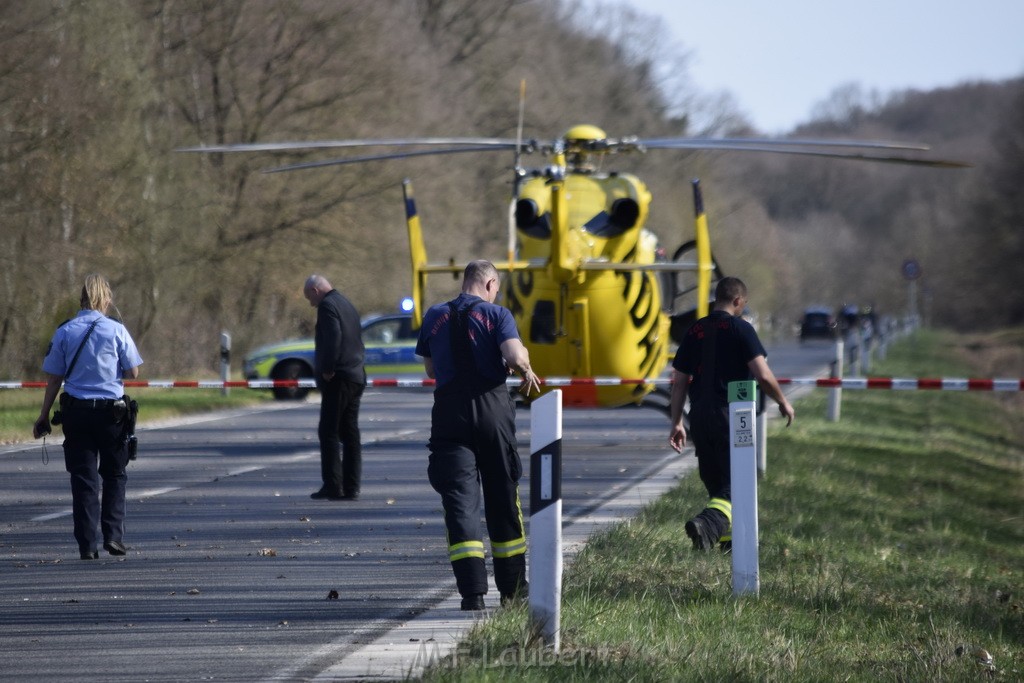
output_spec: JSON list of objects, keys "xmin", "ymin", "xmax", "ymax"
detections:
[
  {"xmin": 423, "ymin": 329, "xmax": 1024, "ymax": 682},
  {"xmin": 0, "ymin": 386, "xmax": 272, "ymax": 445}
]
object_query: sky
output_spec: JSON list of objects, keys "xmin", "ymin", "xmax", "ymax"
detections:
[{"xmin": 621, "ymin": 0, "xmax": 1024, "ymax": 133}]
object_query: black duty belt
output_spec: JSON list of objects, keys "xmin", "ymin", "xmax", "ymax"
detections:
[{"xmin": 61, "ymin": 395, "xmax": 125, "ymax": 409}]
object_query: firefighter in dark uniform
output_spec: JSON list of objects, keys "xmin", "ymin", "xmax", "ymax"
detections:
[
  {"xmin": 668, "ymin": 277, "xmax": 794, "ymax": 550},
  {"xmin": 33, "ymin": 274, "xmax": 144, "ymax": 560},
  {"xmin": 416, "ymin": 260, "xmax": 541, "ymax": 611}
]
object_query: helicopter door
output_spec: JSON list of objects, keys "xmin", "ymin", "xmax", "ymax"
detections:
[{"xmin": 529, "ymin": 300, "xmax": 557, "ymax": 344}]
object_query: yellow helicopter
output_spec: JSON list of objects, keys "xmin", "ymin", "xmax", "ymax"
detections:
[
  {"xmin": 179, "ymin": 117, "xmax": 968, "ymax": 411},
  {"xmin": 402, "ymin": 124, "xmax": 718, "ymax": 410}
]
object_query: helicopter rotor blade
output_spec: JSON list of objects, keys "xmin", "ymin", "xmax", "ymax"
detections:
[
  {"xmin": 636, "ymin": 137, "xmax": 933, "ymax": 152},
  {"xmin": 177, "ymin": 138, "xmax": 521, "ymax": 154},
  {"xmin": 668, "ymin": 145, "xmax": 971, "ymax": 167},
  {"xmin": 261, "ymin": 145, "xmax": 517, "ymax": 173},
  {"xmin": 632, "ymin": 137, "xmax": 970, "ymax": 167},
  {"xmin": 178, "ymin": 130, "xmax": 970, "ymax": 170}
]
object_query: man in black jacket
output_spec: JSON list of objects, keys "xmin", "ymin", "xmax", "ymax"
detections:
[{"xmin": 303, "ymin": 274, "xmax": 366, "ymax": 500}]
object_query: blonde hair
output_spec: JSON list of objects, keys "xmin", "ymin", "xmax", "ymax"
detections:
[{"xmin": 80, "ymin": 274, "xmax": 113, "ymax": 312}]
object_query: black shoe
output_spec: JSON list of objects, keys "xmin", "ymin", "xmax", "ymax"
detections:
[
  {"xmin": 685, "ymin": 518, "xmax": 716, "ymax": 551},
  {"xmin": 460, "ymin": 594, "xmax": 486, "ymax": 611},
  {"xmin": 104, "ymin": 540, "xmax": 127, "ymax": 556},
  {"xmin": 80, "ymin": 550, "xmax": 99, "ymax": 560},
  {"xmin": 341, "ymin": 491, "xmax": 359, "ymax": 501},
  {"xmin": 310, "ymin": 488, "xmax": 344, "ymax": 500}
]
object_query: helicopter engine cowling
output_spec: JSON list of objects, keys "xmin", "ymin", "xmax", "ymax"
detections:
[
  {"xmin": 514, "ymin": 198, "xmax": 549, "ymax": 238},
  {"xmin": 609, "ymin": 197, "xmax": 640, "ymax": 230}
]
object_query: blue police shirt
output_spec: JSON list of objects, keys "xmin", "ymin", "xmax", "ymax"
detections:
[
  {"xmin": 415, "ymin": 293, "xmax": 520, "ymax": 388},
  {"xmin": 42, "ymin": 310, "xmax": 144, "ymax": 400}
]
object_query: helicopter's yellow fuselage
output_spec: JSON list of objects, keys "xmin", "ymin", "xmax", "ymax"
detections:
[{"xmin": 506, "ymin": 172, "xmax": 669, "ymax": 407}]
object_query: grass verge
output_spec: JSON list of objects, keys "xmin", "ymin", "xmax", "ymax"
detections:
[{"xmin": 423, "ymin": 329, "xmax": 1023, "ymax": 682}]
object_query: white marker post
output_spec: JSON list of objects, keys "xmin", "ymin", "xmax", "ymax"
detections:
[
  {"xmin": 828, "ymin": 337, "xmax": 844, "ymax": 422},
  {"xmin": 220, "ymin": 332, "xmax": 231, "ymax": 397},
  {"xmin": 528, "ymin": 390, "xmax": 562, "ymax": 651},
  {"xmin": 729, "ymin": 380, "xmax": 759, "ymax": 596}
]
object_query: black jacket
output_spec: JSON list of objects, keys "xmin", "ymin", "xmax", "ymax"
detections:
[{"xmin": 315, "ymin": 289, "xmax": 365, "ymax": 384}]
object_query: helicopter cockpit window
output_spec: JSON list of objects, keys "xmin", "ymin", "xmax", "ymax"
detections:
[
  {"xmin": 583, "ymin": 197, "xmax": 640, "ymax": 238},
  {"xmin": 515, "ymin": 199, "xmax": 551, "ymax": 239},
  {"xmin": 530, "ymin": 300, "xmax": 557, "ymax": 344}
]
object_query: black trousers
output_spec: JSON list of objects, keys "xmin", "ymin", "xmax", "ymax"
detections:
[
  {"xmin": 427, "ymin": 383, "xmax": 526, "ymax": 598},
  {"xmin": 61, "ymin": 405, "xmax": 129, "ymax": 554},
  {"xmin": 316, "ymin": 376, "xmax": 364, "ymax": 496},
  {"xmin": 689, "ymin": 404, "xmax": 732, "ymax": 540}
]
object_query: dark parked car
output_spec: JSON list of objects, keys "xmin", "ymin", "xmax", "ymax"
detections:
[
  {"xmin": 799, "ymin": 306, "xmax": 837, "ymax": 342},
  {"xmin": 243, "ymin": 313, "xmax": 423, "ymax": 400}
]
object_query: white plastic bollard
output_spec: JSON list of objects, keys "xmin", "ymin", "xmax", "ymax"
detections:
[
  {"xmin": 828, "ymin": 338, "xmax": 843, "ymax": 422},
  {"xmin": 857, "ymin": 332, "xmax": 866, "ymax": 375},
  {"xmin": 863, "ymin": 332, "xmax": 873, "ymax": 374},
  {"xmin": 220, "ymin": 332, "xmax": 231, "ymax": 397},
  {"xmin": 528, "ymin": 390, "xmax": 562, "ymax": 651},
  {"xmin": 729, "ymin": 380, "xmax": 759, "ymax": 596}
]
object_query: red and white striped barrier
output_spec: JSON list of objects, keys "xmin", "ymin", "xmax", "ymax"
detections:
[
  {"xmin": 779, "ymin": 377, "xmax": 1024, "ymax": 391},
  {"xmin": 1, "ymin": 377, "xmax": 1021, "ymax": 391}
]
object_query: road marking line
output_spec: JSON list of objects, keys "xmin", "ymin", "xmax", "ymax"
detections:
[{"xmin": 31, "ymin": 510, "xmax": 72, "ymax": 522}]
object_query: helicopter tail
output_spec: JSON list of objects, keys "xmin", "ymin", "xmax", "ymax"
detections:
[{"xmin": 402, "ymin": 179, "xmax": 428, "ymax": 329}]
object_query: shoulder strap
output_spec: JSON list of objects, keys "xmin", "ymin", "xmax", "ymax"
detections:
[
  {"xmin": 66, "ymin": 318, "xmax": 101, "ymax": 379},
  {"xmin": 447, "ymin": 299, "xmax": 483, "ymax": 379}
]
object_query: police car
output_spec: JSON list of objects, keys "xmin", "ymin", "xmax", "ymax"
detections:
[{"xmin": 243, "ymin": 313, "xmax": 423, "ymax": 400}]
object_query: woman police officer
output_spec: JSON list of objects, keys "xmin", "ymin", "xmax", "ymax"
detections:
[{"xmin": 34, "ymin": 274, "xmax": 143, "ymax": 560}]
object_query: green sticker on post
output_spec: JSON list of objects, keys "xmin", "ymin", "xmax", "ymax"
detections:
[{"xmin": 728, "ymin": 380, "xmax": 757, "ymax": 403}]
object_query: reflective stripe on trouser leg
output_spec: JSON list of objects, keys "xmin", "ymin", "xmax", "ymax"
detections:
[
  {"xmin": 449, "ymin": 540, "xmax": 485, "ymax": 562},
  {"xmin": 707, "ymin": 497, "xmax": 732, "ymax": 542},
  {"xmin": 490, "ymin": 491, "xmax": 526, "ymax": 559},
  {"xmin": 492, "ymin": 536, "xmax": 526, "ymax": 558},
  {"xmin": 448, "ymin": 532, "xmax": 487, "ymax": 598},
  {"xmin": 492, "ymin": 529, "xmax": 527, "ymax": 593}
]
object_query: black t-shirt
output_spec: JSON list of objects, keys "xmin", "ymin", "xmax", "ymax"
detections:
[{"xmin": 671, "ymin": 310, "xmax": 766, "ymax": 409}]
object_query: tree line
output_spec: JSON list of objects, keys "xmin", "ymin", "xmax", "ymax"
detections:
[
  {"xmin": 725, "ymin": 79, "xmax": 1024, "ymax": 331},
  {"xmin": 1, "ymin": 0, "xmax": 1019, "ymax": 379}
]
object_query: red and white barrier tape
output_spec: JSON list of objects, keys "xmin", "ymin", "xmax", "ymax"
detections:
[
  {"xmin": 778, "ymin": 377, "xmax": 1024, "ymax": 391},
  {"xmin": 1, "ymin": 377, "xmax": 1022, "ymax": 391}
]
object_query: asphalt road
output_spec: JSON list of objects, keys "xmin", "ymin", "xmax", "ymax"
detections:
[{"xmin": 0, "ymin": 340, "xmax": 834, "ymax": 681}]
